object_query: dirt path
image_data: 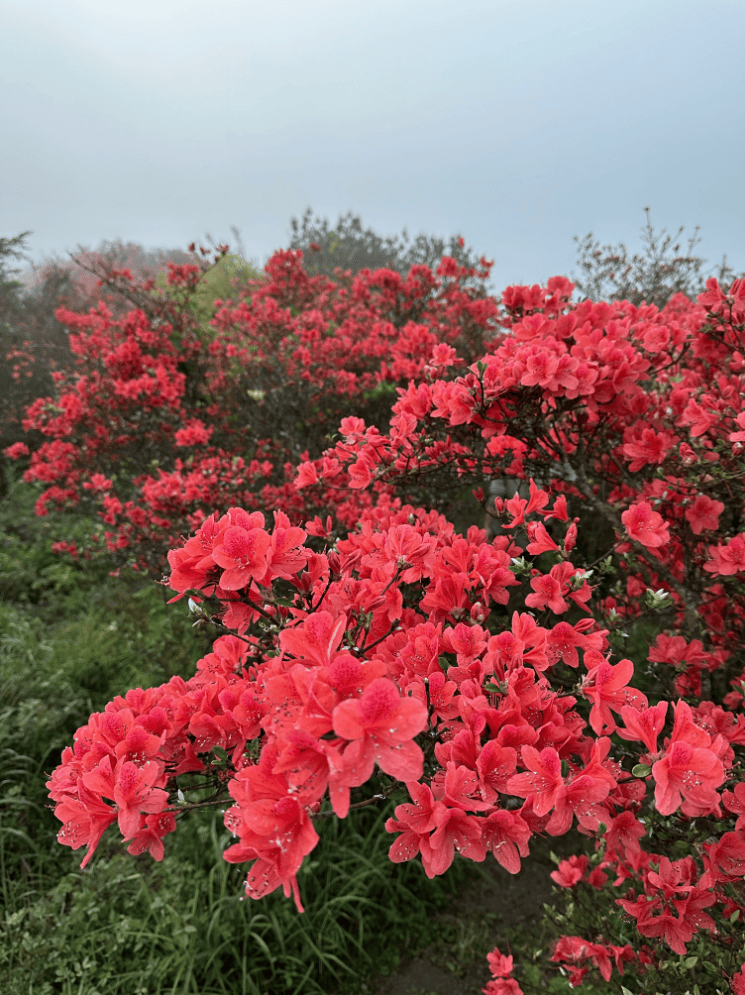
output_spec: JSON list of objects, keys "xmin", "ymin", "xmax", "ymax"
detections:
[{"xmin": 359, "ymin": 831, "xmax": 585, "ymax": 995}]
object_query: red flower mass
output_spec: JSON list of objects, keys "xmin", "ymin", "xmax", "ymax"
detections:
[{"xmin": 11, "ymin": 251, "xmax": 744, "ymax": 989}]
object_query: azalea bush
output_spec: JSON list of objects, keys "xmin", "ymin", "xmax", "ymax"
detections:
[
  {"xmin": 28, "ymin": 258, "xmax": 745, "ymax": 995},
  {"xmin": 4, "ymin": 239, "xmax": 497, "ymax": 573}
]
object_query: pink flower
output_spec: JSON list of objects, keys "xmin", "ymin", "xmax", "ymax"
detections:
[
  {"xmin": 617, "ymin": 701, "xmax": 668, "ymax": 754},
  {"xmin": 621, "ymin": 501, "xmax": 670, "ymax": 548},
  {"xmin": 730, "ymin": 962, "xmax": 745, "ymax": 995},
  {"xmin": 126, "ymin": 811, "xmax": 177, "ymax": 861},
  {"xmin": 487, "ymin": 947, "xmax": 514, "ymax": 977},
  {"xmin": 84, "ymin": 758, "xmax": 169, "ymax": 839},
  {"xmin": 480, "ymin": 809, "xmax": 531, "ymax": 874},
  {"xmin": 580, "ymin": 658, "xmax": 647, "ymax": 735},
  {"xmin": 3, "ymin": 441, "xmax": 30, "ymax": 458},
  {"xmin": 622, "ymin": 428, "xmax": 674, "ymax": 471},
  {"xmin": 525, "ymin": 571, "xmax": 568, "ymax": 614},
  {"xmin": 652, "ymin": 740, "xmax": 724, "ymax": 816},
  {"xmin": 424, "ymin": 807, "xmax": 485, "ymax": 876},
  {"xmin": 506, "ymin": 746, "xmax": 563, "ymax": 816},
  {"xmin": 551, "ymin": 855, "xmax": 588, "ymax": 888},
  {"xmin": 295, "ymin": 459, "xmax": 319, "ymax": 488},
  {"xmin": 723, "ymin": 782, "xmax": 745, "ymax": 830},
  {"xmin": 54, "ymin": 781, "xmax": 118, "ymax": 869},
  {"xmin": 280, "ymin": 610, "xmax": 347, "ymax": 668},
  {"xmin": 482, "ymin": 979, "xmax": 523, "ymax": 995},
  {"xmin": 685, "ymin": 494, "xmax": 724, "ymax": 534},
  {"xmin": 525, "ymin": 521, "xmax": 559, "ymax": 555},
  {"xmin": 212, "ymin": 524, "xmax": 271, "ymax": 590},
  {"xmin": 704, "ymin": 535, "xmax": 745, "ymax": 575},
  {"xmin": 333, "ymin": 678, "xmax": 428, "ymax": 783}
]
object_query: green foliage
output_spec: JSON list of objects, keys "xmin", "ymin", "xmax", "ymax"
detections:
[
  {"xmin": 1, "ymin": 798, "xmax": 474, "ymax": 995},
  {"xmin": 152, "ymin": 251, "xmax": 266, "ymax": 333},
  {"xmin": 0, "ymin": 230, "xmax": 30, "ymax": 331},
  {"xmin": 0, "ymin": 461, "xmax": 482, "ymax": 995}
]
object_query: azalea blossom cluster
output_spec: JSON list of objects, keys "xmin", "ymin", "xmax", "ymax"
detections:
[
  {"xmin": 5, "ymin": 247, "xmax": 496, "ymax": 570},
  {"xmin": 294, "ymin": 275, "xmax": 745, "ymax": 705},
  {"xmin": 48, "ymin": 487, "xmax": 745, "ymax": 991},
  {"xmin": 31, "ymin": 258, "xmax": 745, "ymax": 993}
]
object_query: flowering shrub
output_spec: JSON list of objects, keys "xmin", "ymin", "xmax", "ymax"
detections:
[
  {"xmin": 32, "ymin": 260, "xmax": 745, "ymax": 992},
  {"xmin": 6, "ymin": 243, "xmax": 496, "ymax": 571}
]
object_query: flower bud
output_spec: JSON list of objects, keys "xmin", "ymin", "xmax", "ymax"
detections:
[{"xmin": 470, "ymin": 601, "xmax": 486, "ymax": 624}]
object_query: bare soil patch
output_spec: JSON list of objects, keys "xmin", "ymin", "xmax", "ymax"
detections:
[{"xmin": 359, "ymin": 831, "xmax": 587, "ymax": 995}]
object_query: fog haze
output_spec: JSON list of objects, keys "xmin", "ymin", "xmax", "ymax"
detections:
[{"xmin": 2, "ymin": 0, "xmax": 743, "ymax": 291}]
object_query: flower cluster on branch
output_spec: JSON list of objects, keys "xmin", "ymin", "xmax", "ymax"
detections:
[{"xmin": 10, "ymin": 250, "xmax": 745, "ymax": 992}]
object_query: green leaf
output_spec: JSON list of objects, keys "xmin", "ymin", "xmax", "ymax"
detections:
[{"xmin": 632, "ymin": 763, "xmax": 652, "ymax": 777}]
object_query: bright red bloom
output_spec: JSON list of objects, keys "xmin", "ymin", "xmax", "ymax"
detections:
[
  {"xmin": 546, "ymin": 621, "xmax": 585, "ymax": 669},
  {"xmin": 652, "ymin": 739, "xmax": 724, "ymax": 816},
  {"xmin": 685, "ymin": 493, "xmax": 724, "ymax": 534},
  {"xmin": 482, "ymin": 979, "xmax": 523, "ymax": 995},
  {"xmin": 280, "ymin": 611, "xmax": 347, "ymax": 668},
  {"xmin": 486, "ymin": 947, "xmax": 514, "ymax": 977},
  {"xmin": 580, "ymin": 658, "xmax": 647, "ymax": 735},
  {"xmin": 550, "ymin": 854, "xmax": 588, "ymax": 888},
  {"xmin": 54, "ymin": 781, "xmax": 118, "ymax": 869},
  {"xmin": 723, "ymin": 782, "xmax": 745, "ymax": 830},
  {"xmin": 423, "ymin": 807, "xmax": 486, "ymax": 876},
  {"xmin": 622, "ymin": 427, "xmax": 675, "ymax": 471},
  {"xmin": 480, "ymin": 809, "xmax": 531, "ymax": 874},
  {"xmin": 332, "ymin": 677, "xmax": 428, "ymax": 782},
  {"xmin": 506, "ymin": 746, "xmax": 563, "ymax": 816},
  {"xmin": 617, "ymin": 700, "xmax": 668, "ymax": 754},
  {"xmin": 263, "ymin": 515, "xmax": 308, "ymax": 580},
  {"xmin": 704, "ymin": 535, "xmax": 745, "ymax": 575},
  {"xmin": 82, "ymin": 756, "xmax": 168, "ymax": 839},
  {"xmin": 525, "ymin": 570, "xmax": 568, "ymax": 614},
  {"xmin": 730, "ymin": 962, "xmax": 745, "ymax": 995},
  {"xmin": 212, "ymin": 524, "xmax": 271, "ymax": 590},
  {"xmin": 525, "ymin": 521, "xmax": 559, "ymax": 554},
  {"xmin": 127, "ymin": 811, "xmax": 177, "ymax": 861},
  {"xmin": 223, "ymin": 745, "xmax": 320, "ymax": 913},
  {"xmin": 621, "ymin": 501, "xmax": 670, "ymax": 548},
  {"xmin": 386, "ymin": 781, "xmax": 445, "ymax": 867},
  {"xmin": 619, "ymin": 857, "xmax": 717, "ymax": 956},
  {"xmin": 701, "ymin": 830, "xmax": 745, "ymax": 882}
]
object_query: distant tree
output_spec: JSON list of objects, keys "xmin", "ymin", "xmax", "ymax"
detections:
[
  {"xmin": 0, "ymin": 231, "xmax": 42, "ymax": 457},
  {"xmin": 572, "ymin": 207, "xmax": 736, "ymax": 309},
  {"xmin": 285, "ymin": 207, "xmax": 496, "ymax": 296},
  {"xmin": 0, "ymin": 230, "xmax": 31, "ymax": 335},
  {"xmin": 23, "ymin": 238, "xmax": 198, "ymax": 316}
]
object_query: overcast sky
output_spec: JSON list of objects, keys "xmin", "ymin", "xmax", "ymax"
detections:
[{"xmin": 3, "ymin": 0, "xmax": 743, "ymax": 294}]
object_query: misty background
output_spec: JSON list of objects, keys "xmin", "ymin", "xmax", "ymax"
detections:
[{"xmin": 2, "ymin": 0, "xmax": 744, "ymax": 292}]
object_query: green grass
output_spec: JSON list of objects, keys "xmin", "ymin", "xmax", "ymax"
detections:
[
  {"xmin": 0, "ymin": 468, "xmax": 478, "ymax": 995},
  {"xmin": 2, "ymin": 794, "xmax": 476, "ymax": 995},
  {"xmin": 3, "ymin": 466, "xmax": 729, "ymax": 995}
]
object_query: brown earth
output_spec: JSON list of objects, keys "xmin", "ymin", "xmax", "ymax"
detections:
[{"xmin": 357, "ymin": 831, "xmax": 586, "ymax": 995}]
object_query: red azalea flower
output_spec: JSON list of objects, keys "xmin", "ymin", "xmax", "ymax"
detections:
[
  {"xmin": 333, "ymin": 677, "xmax": 428, "ymax": 782},
  {"xmin": 621, "ymin": 501, "xmax": 670, "ymax": 548}
]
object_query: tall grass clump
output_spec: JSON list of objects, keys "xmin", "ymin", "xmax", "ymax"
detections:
[{"xmin": 0, "ymin": 466, "xmax": 476, "ymax": 995}]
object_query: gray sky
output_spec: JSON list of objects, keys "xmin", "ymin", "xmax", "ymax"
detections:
[{"xmin": 3, "ymin": 0, "xmax": 743, "ymax": 294}]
